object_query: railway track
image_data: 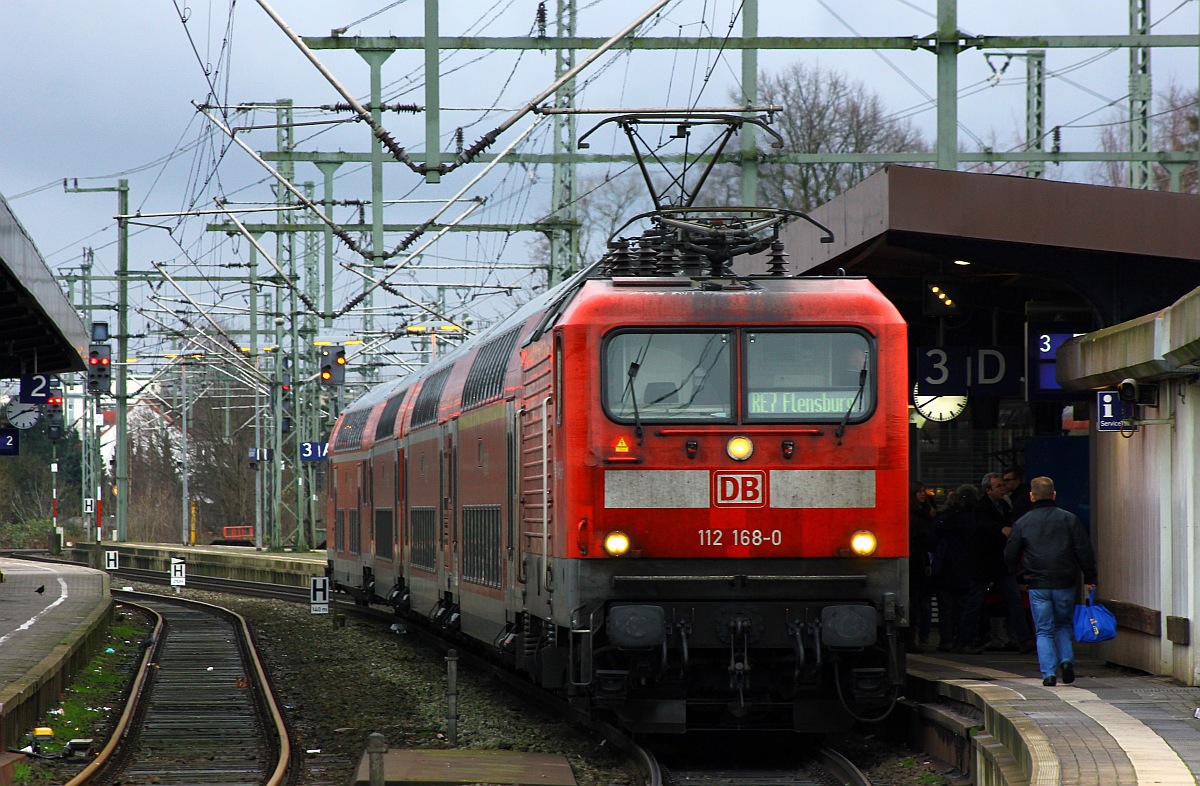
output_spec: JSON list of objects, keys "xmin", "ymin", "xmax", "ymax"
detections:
[
  {"xmin": 79, "ymin": 561, "xmax": 870, "ymax": 786},
  {"xmin": 649, "ymin": 735, "xmax": 872, "ymax": 786},
  {"xmin": 65, "ymin": 591, "xmax": 290, "ymax": 786}
]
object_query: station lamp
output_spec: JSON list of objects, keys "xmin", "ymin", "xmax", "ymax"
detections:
[{"xmin": 922, "ymin": 277, "xmax": 961, "ymax": 316}]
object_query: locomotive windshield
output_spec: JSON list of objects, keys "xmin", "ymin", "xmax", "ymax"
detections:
[
  {"xmin": 602, "ymin": 329, "xmax": 874, "ymax": 424},
  {"xmin": 603, "ymin": 331, "xmax": 734, "ymax": 422},
  {"xmin": 743, "ymin": 330, "xmax": 873, "ymax": 423}
]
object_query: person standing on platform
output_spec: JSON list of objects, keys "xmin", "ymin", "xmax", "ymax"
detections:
[
  {"xmin": 1004, "ymin": 476, "xmax": 1098, "ymax": 687},
  {"xmin": 908, "ymin": 481, "xmax": 936, "ymax": 651},
  {"xmin": 930, "ymin": 489, "xmax": 975, "ymax": 652},
  {"xmin": 1003, "ymin": 466, "xmax": 1033, "ymax": 522},
  {"xmin": 961, "ymin": 473, "xmax": 1035, "ymax": 653}
]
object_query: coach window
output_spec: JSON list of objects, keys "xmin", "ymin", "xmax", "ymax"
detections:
[
  {"xmin": 603, "ymin": 331, "xmax": 734, "ymax": 422},
  {"xmin": 743, "ymin": 330, "xmax": 874, "ymax": 423}
]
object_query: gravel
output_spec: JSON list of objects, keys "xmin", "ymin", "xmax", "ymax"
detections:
[{"xmin": 23, "ymin": 584, "xmax": 954, "ymax": 785}]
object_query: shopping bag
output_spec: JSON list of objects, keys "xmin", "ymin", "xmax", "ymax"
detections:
[{"xmin": 1073, "ymin": 588, "xmax": 1117, "ymax": 643}]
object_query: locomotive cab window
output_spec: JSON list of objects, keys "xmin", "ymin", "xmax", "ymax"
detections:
[
  {"xmin": 744, "ymin": 331, "xmax": 874, "ymax": 423},
  {"xmin": 603, "ymin": 331, "xmax": 734, "ymax": 422}
]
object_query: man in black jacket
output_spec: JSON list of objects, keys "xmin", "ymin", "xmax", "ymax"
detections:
[{"xmin": 1004, "ymin": 476, "xmax": 1098, "ymax": 686}]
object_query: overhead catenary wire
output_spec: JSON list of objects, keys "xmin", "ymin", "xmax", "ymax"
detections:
[{"xmin": 253, "ymin": 0, "xmax": 671, "ymax": 176}]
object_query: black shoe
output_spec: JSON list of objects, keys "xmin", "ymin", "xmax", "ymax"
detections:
[
  {"xmin": 1042, "ymin": 675, "xmax": 1057, "ymax": 686},
  {"xmin": 1061, "ymin": 661, "xmax": 1075, "ymax": 684}
]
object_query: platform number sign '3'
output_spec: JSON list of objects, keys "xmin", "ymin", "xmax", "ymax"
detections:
[{"xmin": 300, "ymin": 441, "xmax": 329, "ymax": 461}]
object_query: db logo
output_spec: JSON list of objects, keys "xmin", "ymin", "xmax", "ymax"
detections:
[{"xmin": 713, "ymin": 471, "xmax": 767, "ymax": 507}]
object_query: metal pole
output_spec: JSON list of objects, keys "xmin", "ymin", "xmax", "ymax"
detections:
[
  {"xmin": 51, "ymin": 445, "xmax": 60, "ymax": 554},
  {"xmin": 80, "ymin": 250, "xmax": 95, "ymax": 539},
  {"xmin": 445, "ymin": 649, "xmax": 459, "ymax": 745},
  {"xmin": 935, "ymin": 0, "xmax": 959, "ymax": 171},
  {"xmin": 1129, "ymin": 0, "xmax": 1152, "ymax": 189},
  {"xmin": 116, "ymin": 180, "xmax": 129, "ymax": 541},
  {"xmin": 181, "ymin": 357, "xmax": 190, "ymax": 545},
  {"xmin": 424, "ymin": 0, "xmax": 441, "ymax": 184},
  {"xmin": 740, "ymin": 0, "xmax": 759, "ymax": 205},
  {"xmin": 366, "ymin": 732, "xmax": 386, "ymax": 786},
  {"xmin": 1025, "ymin": 50, "xmax": 1046, "ymax": 179}
]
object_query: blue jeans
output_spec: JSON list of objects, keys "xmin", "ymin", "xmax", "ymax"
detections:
[{"xmin": 1028, "ymin": 588, "xmax": 1076, "ymax": 678}]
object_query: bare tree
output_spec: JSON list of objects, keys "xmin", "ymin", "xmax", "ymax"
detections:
[
  {"xmin": 127, "ymin": 402, "xmax": 183, "ymax": 542},
  {"xmin": 1096, "ymin": 80, "xmax": 1198, "ymax": 192},
  {"xmin": 185, "ymin": 377, "xmax": 257, "ymax": 536},
  {"xmin": 718, "ymin": 62, "xmax": 928, "ymax": 211},
  {"xmin": 526, "ymin": 169, "xmax": 653, "ymax": 281}
]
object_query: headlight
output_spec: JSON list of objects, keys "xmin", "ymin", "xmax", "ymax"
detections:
[
  {"xmin": 850, "ymin": 530, "xmax": 877, "ymax": 556},
  {"xmin": 726, "ymin": 435, "xmax": 754, "ymax": 461},
  {"xmin": 603, "ymin": 531, "xmax": 631, "ymax": 557}
]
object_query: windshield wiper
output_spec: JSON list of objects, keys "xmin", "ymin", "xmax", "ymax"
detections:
[
  {"xmin": 625, "ymin": 361, "xmax": 644, "ymax": 445},
  {"xmin": 834, "ymin": 360, "xmax": 868, "ymax": 446}
]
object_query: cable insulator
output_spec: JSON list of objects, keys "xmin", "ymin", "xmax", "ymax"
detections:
[
  {"xmin": 607, "ymin": 239, "xmax": 634, "ymax": 277},
  {"xmin": 766, "ymin": 240, "xmax": 789, "ymax": 276}
]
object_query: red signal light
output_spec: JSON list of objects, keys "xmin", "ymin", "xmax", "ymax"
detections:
[
  {"xmin": 89, "ymin": 356, "xmax": 100, "ymax": 365},
  {"xmin": 101, "ymin": 358, "xmax": 111, "ymax": 366},
  {"xmin": 48, "ymin": 396, "xmax": 63, "ymax": 405}
]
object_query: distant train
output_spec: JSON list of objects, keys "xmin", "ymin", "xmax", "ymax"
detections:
[{"xmin": 327, "ymin": 116, "xmax": 909, "ymax": 733}]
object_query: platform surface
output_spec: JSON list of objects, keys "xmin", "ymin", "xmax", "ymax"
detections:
[
  {"xmin": 0, "ymin": 558, "xmax": 109, "ymax": 680},
  {"xmin": 910, "ymin": 644, "xmax": 1200, "ymax": 785}
]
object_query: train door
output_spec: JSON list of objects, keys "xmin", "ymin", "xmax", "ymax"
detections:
[
  {"xmin": 398, "ymin": 448, "xmax": 408, "ymax": 571},
  {"xmin": 441, "ymin": 422, "xmax": 459, "ymax": 598},
  {"xmin": 506, "ymin": 401, "xmax": 522, "ymax": 611},
  {"xmin": 519, "ymin": 395, "xmax": 554, "ymax": 604},
  {"xmin": 360, "ymin": 457, "xmax": 374, "ymax": 598},
  {"xmin": 372, "ymin": 445, "xmax": 396, "ymax": 589}
]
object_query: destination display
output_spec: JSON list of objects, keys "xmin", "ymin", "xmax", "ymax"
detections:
[{"xmin": 748, "ymin": 391, "xmax": 861, "ymax": 415}]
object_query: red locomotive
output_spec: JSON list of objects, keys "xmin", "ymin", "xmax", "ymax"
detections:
[{"xmin": 327, "ymin": 115, "xmax": 910, "ymax": 732}]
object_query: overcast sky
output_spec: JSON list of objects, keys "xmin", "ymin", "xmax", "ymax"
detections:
[{"xmin": 2, "ymin": 1, "xmax": 1197, "ymax": 369}]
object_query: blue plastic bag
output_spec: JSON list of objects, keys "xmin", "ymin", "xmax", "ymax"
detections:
[{"xmin": 1074, "ymin": 588, "xmax": 1117, "ymax": 643}]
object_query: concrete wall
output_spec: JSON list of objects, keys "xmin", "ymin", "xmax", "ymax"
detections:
[{"xmin": 1064, "ymin": 290, "xmax": 1200, "ymax": 686}]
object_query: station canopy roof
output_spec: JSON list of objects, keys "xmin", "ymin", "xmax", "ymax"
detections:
[
  {"xmin": 0, "ymin": 194, "xmax": 88, "ymax": 378},
  {"xmin": 780, "ymin": 165, "xmax": 1200, "ymax": 352}
]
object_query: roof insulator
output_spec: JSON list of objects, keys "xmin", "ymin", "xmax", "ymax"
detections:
[
  {"xmin": 655, "ymin": 241, "xmax": 681, "ymax": 276},
  {"xmin": 607, "ymin": 238, "xmax": 634, "ymax": 277},
  {"xmin": 766, "ymin": 240, "xmax": 789, "ymax": 276}
]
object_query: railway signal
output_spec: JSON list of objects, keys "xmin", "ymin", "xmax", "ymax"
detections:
[
  {"xmin": 87, "ymin": 344, "xmax": 112, "ymax": 394},
  {"xmin": 279, "ymin": 381, "xmax": 293, "ymax": 433},
  {"xmin": 45, "ymin": 392, "xmax": 63, "ymax": 440},
  {"xmin": 319, "ymin": 345, "xmax": 346, "ymax": 384}
]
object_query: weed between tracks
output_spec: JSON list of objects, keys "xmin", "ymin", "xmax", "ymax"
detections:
[{"xmin": 12, "ymin": 607, "xmax": 152, "ymax": 786}]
